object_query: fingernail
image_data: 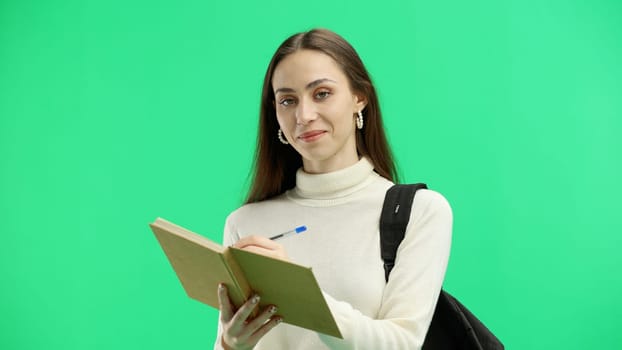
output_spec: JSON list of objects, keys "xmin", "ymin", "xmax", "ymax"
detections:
[
  {"xmin": 218, "ymin": 283, "xmax": 225, "ymax": 291},
  {"xmin": 276, "ymin": 317, "xmax": 282, "ymax": 324},
  {"xmin": 251, "ymin": 294, "xmax": 260, "ymax": 304},
  {"xmin": 269, "ymin": 305, "xmax": 277, "ymax": 314}
]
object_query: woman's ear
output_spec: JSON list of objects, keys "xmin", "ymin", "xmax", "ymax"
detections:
[{"xmin": 353, "ymin": 92, "xmax": 368, "ymax": 113}]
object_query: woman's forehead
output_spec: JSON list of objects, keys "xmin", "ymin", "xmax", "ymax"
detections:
[{"xmin": 272, "ymin": 50, "xmax": 346, "ymax": 90}]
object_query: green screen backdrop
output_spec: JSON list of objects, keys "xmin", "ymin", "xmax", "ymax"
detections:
[{"xmin": 1, "ymin": 0, "xmax": 620, "ymax": 349}]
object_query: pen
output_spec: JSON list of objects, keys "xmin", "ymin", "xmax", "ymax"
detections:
[{"xmin": 269, "ymin": 225, "xmax": 307, "ymax": 240}]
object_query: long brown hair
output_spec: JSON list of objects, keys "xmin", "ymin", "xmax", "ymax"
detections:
[{"xmin": 245, "ymin": 28, "xmax": 398, "ymax": 203}]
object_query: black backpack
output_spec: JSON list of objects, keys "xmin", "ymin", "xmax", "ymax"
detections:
[{"xmin": 380, "ymin": 183, "xmax": 504, "ymax": 350}]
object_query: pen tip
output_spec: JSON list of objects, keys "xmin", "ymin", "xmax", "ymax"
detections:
[{"xmin": 295, "ymin": 225, "xmax": 307, "ymax": 233}]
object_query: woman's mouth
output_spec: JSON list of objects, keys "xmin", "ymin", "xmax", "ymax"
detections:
[{"xmin": 298, "ymin": 130, "xmax": 326, "ymax": 142}]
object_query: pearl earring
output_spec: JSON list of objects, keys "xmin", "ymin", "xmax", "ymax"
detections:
[
  {"xmin": 356, "ymin": 111, "xmax": 364, "ymax": 130},
  {"xmin": 277, "ymin": 129, "xmax": 289, "ymax": 145}
]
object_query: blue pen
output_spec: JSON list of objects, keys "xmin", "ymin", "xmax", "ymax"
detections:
[{"xmin": 269, "ymin": 225, "xmax": 307, "ymax": 240}]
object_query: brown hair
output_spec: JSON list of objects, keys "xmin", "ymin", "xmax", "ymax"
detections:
[{"xmin": 245, "ymin": 28, "xmax": 398, "ymax": 203}]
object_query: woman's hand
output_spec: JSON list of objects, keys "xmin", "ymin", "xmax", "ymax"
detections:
[
  {"xmin": 232, "ymin": 235, "xmax": 290, "ymax": 262},
  {"xmin": 218, "ymin": 284, "xmax": 281, "ymax": 350},
  {"xmin": 218, "ymin": 235, "xmax": 288, "ymax": 349}
]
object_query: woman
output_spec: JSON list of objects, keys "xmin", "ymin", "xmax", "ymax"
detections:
[{"xmin": 215, "ymin": 28, "xmax": 452, "ymax": 350}]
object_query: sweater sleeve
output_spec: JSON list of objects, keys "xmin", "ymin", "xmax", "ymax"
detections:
[{"xmin": 318, "ymin": 189, "xmax": 453, "ymax": 349}]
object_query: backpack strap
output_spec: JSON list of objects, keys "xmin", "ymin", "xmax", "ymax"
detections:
[{"xmin": 380, "ymin": 183, "xmax": 427, "ymax": 282}]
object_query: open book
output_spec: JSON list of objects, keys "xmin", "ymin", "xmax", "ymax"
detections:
[{"xmin": 150, "ymin": 218, "xmax": 342, "ymax": 338}]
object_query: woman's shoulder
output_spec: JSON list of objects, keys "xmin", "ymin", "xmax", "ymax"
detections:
[
  {"xmin": 225, "ymin": 192, "xmax": 290, "ymax": 224},
  {"xmin": 387, "ymin": 184, "xmax": 452, "ymax": 212},
  {"xmin": 415, "ymin": 188, "xmax": 451, "ymax": 207},
  {"xmin": 410, "ymin": 188, "xmax": 453, "ymax": 223}
]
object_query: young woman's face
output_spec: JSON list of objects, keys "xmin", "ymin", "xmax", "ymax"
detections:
[{"xmin": 272, "ymin": 49, "xmax": 366, "ymax": 174}]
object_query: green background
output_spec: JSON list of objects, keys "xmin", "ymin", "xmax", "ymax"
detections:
[{"xmin": 1, "ymin": 0, "xmax": 620, "ymax": 348}]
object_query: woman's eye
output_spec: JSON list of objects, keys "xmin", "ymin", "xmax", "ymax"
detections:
[
  {"xmin": 315, "ymin": 91, "xmax": 331, "ymax": 100},
  {"xmin": 279, "ymin": 98, "xmax": 295, "ymax": 106}
]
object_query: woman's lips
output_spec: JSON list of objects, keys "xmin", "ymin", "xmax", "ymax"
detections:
[{"xmin": 298, "ymin": 130, "xmax": 326, "ymax": 142}]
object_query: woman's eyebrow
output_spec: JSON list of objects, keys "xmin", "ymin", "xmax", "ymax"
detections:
[
  {"xmin": 306, "ymin": 78, "xmax": 337, "ymax": 90},
  {"xmin": 274, "ymin": 78, "xmax": 337, "ymax": 95}
]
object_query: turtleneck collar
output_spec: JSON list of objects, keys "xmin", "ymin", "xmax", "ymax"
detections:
[{"xmin": 287, "ymin": 157, "xmax": 378, "ymax": 202}]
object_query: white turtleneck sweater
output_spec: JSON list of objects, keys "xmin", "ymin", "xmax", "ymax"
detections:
[{"xmin": 214, "ymin": 157, "xmax": 452, "ymax": 349}]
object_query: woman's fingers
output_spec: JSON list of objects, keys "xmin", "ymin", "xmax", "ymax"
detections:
[
  {"xmin": 233, "ymin": 235, "xmax": 289, "ymax": 261},
  {"xmin": 228, "ymin": 294, "xmax": 261, "ymax": 335},
  {"xmin": 233, "ymin": 235, "xmax": 279, "ymax": 250},
  {"xmin": 218, "ymin": 285, "xmax": 282, "ymax": 349},
  {"xmin": 235, "ymin": 305, "xmax": 282, "ymax": 346},
  {"xmin": 217, "ymin": 283, "xmax": 233, "ymax": 322},
  {"xmin": 217, "ymin": 278, "xmax": 284, "ymax": 348},
  {"xmin": 247, "ymin": 315, "xmax": 282, "ymax": 345},
  {"xmin": 243, "ymin": 305, "xmax": 278, "ymax": 333}
]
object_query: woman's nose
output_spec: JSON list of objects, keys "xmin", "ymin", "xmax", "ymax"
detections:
[{"xmin": 295, "ymin": 100, "xmax": 317, "ymax": 125}]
